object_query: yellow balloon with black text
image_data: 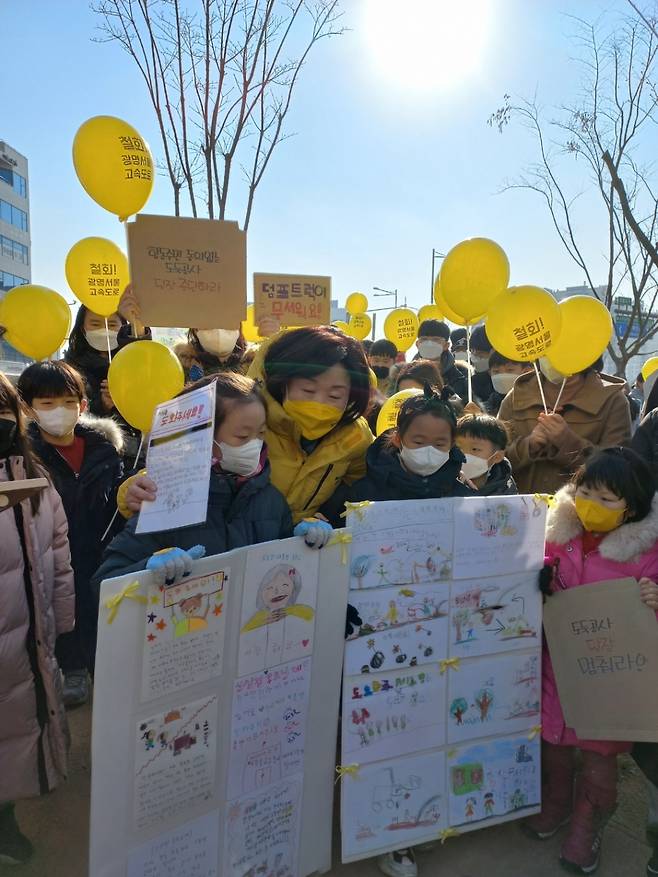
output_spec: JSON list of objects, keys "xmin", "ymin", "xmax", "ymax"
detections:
[
  {"xmin": 485, "ymin": 286, "xmax": 561, "ymax": 363},
  {"xmin": 347, "ymin": 313, "xmax": 372, "ymax": 340},
  {"xmin": 73, "ymin": 116, "xmax": 154, "ymax": 221},
  {"xmin": 440, "ymin": 237, "xmax": 510, "ymax": 321},
  {"xmin": 376, "ymin": 388, "xmax": 423, "ymax": 435},
  {"xmin": 65, "ymin": 237, "xmax": 130, "ymax": 317},
  {"xmin": 0, "ymin": 285, "xmax": 71, "ymax": 360},
  {"xmin": 545, "ymin": 296, "xmax": 612, "ymax": 376},
  {"xmin": 108, "ymin": 341, "xmax": 184, "ymax": 432},
  {"xmin": 384, "ymin": 308, "xmax": 419, "ymax": 352},
  {"xmin": 346, "ymin": 292, "xmax": 368, "ymax": 316}
]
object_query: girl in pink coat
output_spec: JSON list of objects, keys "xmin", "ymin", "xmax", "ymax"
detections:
[
  {"xmin": 0, "ymin": 373, "xmax": 74, "ymax": 866},
  {"xmin": 524, "ymin": 447, "xmax": 658, "ymax": 874}
]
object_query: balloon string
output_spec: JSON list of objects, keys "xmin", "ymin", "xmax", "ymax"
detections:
[
  {"xmin": 533, "ymin": 361, "xmax": 548, "ymax": 414},
  {"xmin": 105, "ymin": 318, "xmax": 113, "ymax": 362},
  {"xmin": 100, "ymin": 433, "xmax": 146, "ymax": 543},
  {"xmin": 466, "ymin": 325, "xmax": 472, "ymax": 404},
  {"xmin": 552, "ymin": 378, "xmax": 567, "ymax": 414}
]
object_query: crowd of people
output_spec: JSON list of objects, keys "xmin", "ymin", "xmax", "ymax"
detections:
[{"xmin": 1, "ymin": 307, "xmax": 658, "ymax": 877}]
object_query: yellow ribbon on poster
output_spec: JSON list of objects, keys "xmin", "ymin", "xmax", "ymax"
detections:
[
  {"xmin": 533, "ymin": 493, "xmax": 555, "ymax": 508},
  {"xmin": 340, "ymin": 501, "xmax": 373, "ymax": 521},
  {"xmin": 528, "ymin": 725, "xmax": 542, "ymax": 741},
  {"xmin": 328, "ymin": 531, "xmax": 353, "ymax": 564},
  {"xmin": 439, "ymin": 828, "xmax": 460, "ymax": 845},
  {"xmin": 104, "ymin": 581, "xmax": 148, "ymax": 624},
  {"xmin": 335, "ymin": 763, "xmax": 360, "ymax": 784},
  {"xmin": 439, "ymin": 657, "xmax": 461, "ymax": 675}
]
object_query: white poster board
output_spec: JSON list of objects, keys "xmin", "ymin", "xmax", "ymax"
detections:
[
  {"xmin": 91, "ymin": 536, "xmax": 349, "ymax": 877},
  {"xmin": 340, "ymin": 496, "xmax": 546, "ymax": 862}
]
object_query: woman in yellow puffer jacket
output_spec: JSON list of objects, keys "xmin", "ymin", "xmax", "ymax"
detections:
[{"xmin": 247, "ymin": 326, "xmax": 374, "ymax": 522}]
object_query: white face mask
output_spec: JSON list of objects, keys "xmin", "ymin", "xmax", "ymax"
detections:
[
  {"xmin": 538, "ymin": 357, "xmax": 566, "ymax": 385},
  {"xmin": 85, "ymin": 329, "xmax": 119, "ymax": 352},
  {"xmin": 214, "ymin": 438, "xmax": 262, "ymax": 476},
  {"xmin": 35, "ymin": 406, "xmax": 79, "ymax": 438},
  {"xmin": 197, "ymin": 329, "xmax": 240, "ymax": 358},
  {"xmin": 461, "ymin": 453, "xmax": 491, "ymax": 481},
  {"xmin": 471, "ymin": 355, "xmax": 490, "ymax": 373},
  {"xmin": 416, "ymin": 340, "xmax": 445, "ymax": 361},
  {"xmin": 400, "ymin": 444, "xmax": 450, "ymax": 477},
  {"xmin": 491, "ymin": 373, "xmax": 518, "ymax": 395}
]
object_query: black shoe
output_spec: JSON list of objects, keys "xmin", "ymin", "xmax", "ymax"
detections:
[{"xmin": 0, "ymin": 805, "xmax": 34, "ymax": 865}]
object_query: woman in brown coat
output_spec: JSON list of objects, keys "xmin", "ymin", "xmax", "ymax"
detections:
[
  {"xmin": 498, "ymin": 359, "xmax": 632, "ymax": 495},
  {"xmin": 0, "ymin": 373, "xmax": 74, "ymax": 865}
]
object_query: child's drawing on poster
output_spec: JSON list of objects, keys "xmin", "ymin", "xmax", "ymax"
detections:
[
  {"xmin": 225, "ymin": 776, "xmax": 302, "ymax": 877},
  {"xmin": 141, "ymin": 570, "xmax": 228, "ymax": 701},
  {"xmin": 133, "ymin": 695, "xmax": 218, "ymax": 832},
  {"xmin": 238, "ymin": 545, "xmax": 318, "ymax": 676},
  {"xmin": 342, "ymin": 665, "xmax": 446, "ymax": 763},
  {"xmin": 341, "ymin": 751, "xmax": 447, "ymax": 858},
  {"xmin": 452, "ymin": 496, "xmax": 546, "ymax": 579},
  {"xmin": 228, "ymin": 657, "xmax": 311, "ymax": 799},
  {"xmin": 447, "ymin": 734, "xmax": 540, "ymax": 829},
  {"xmin": 344, "ymin": 614, "xmax": 449, "ymax": 676},
  {"xmin": 347, "ymin": 498, "xmax": 453, "ymax": 538},
  {"xmin": 349, "ymin": 526, "xmax": 453, "ymax": 590},
  {"xmin": 126, "ymin": 810, "xmax": 219, "ymax": 877},
  {"xmin": 447, "ymin": 653, "xmax": 540, "ymax": 743},
  {"xmin": 449, "ymin": 573, "xmax": 541, "ymax": 659},
  {"xmin": 349, "ymin": 584, "xmax": 450, "ymax": 638}
]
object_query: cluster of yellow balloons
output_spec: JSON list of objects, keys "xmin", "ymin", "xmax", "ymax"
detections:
[{"xmin": 338, "ymin": 292, "xmax": 371, "ymax": 340}]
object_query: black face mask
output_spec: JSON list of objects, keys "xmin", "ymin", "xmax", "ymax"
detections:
[
  {"xmin": 0, "ymin": 418, "xmax": 17, "ymax": 457},
  {"xmin": 372, "ymin": 365, "xmax": 391, "ymax": 379}
]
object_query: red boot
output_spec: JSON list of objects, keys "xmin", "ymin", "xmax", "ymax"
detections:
[
  {"xmin": 523, "ymin": 743, "xmax": 575, "ymax": 839},
  {"xmin": 560, "ymin": 751, "xmax": 617, "ymax": 874}
]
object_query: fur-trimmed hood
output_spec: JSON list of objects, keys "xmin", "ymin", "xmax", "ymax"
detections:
[
  {"xmin": 546, "ymin": 483, "xmax": 658, "ymax": 564},
  {"xmin": 78, "ymin": 414, "xmax": 125, "ymax": 453}
]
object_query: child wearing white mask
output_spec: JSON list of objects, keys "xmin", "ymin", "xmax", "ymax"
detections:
[
  {"xmin": 415, "ymin": 320, "xmax": 469, "ymax": 403},
  {"xmin": 93, "ymin": 373, "xmax": 298, "ymax": 591},
  {"xmin": 175, "ymin": 327, "xmax": 247, "ymax": 382},
  {"xmin": 455, "ymin": 413, "xmax": 517, "ymax": 496},
  {"xmin": 486, "ymin": 350, "xmax": 533, "ymax": 415}
]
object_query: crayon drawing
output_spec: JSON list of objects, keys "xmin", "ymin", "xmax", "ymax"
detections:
[
  {"xmin": 449, "ymin": 573, "xmax": 541, "ymax": 659},
  {"xmin": 342, "ymin": 666, "xmax": 446, "ymax": 763},
  {"xmin": 238, "ymin": 545, "xmax": 318, "ymax": 676},
  {"xmin": 349, "ymin": 584, "xmax": 450, "ymax": 639},
  {"xmin": 447, "ymin": 653, "xmax": 540, "ymax": 743},
  {"xmin": 447, "ymin": 735, "xmax": 541, "ymax": 829},
  {"xmin": 452, "ymin": 496, "xmax": 546, "ymax": 579},
  {"xmin": 341, "ymin": 751, "xmax": 447, "ymax": 858},
  {"xmin": 344, "ymin": 614, "xmax": 449, "ymax": 676},
  {"xmin": 349, "ymin": 527, "xmax": 453, "ymax": 590}
]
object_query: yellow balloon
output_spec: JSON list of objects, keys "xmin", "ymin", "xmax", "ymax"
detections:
[
  {"xmin": 485, "ymin": 286, "xmax": 561, "ymax": 363},
  {"xmin": 384, "ymin": 308, "xmax": 419, "ymax": 353},
  {"xmin": 347, "ymin": 313, "xmax": 372, "ymax": 340},
  {"xmin": 65, "ymin": 237, "xmax": 130, "ymax": 317},
  {"xmin": 642, "ymin": 357, "xmax": 658, "ymax": 381},
  {"xmin": 0, "ymin": 285, "xmax": 71, "ymax": 360},
  {"xmin": 440, "ymin": 237, "xmax": 510, "ymax": 321},
  {"xmin": 108, "ymin": 341, "xmax": 184, "ymax": 432},
  {"xmin": 545, "ymin": 297, "xmax": 612, "ymax": 376},
  {"xmin": 418, "ymin": 304, "xmax": 443, "ymax": 323},
  {"xmin": 433, "ymin": 276, "xmax": 483, "ymax": 326},
  {"xmin": 73, "ymin": 116, "xmax": 154, "ymax": 221},
  {"xmin": 332, "ymin": 320, "xmax": 350, "ymax": 333},
  {"xmin": 346, "ymin": 292, "xmax": 369, "ymax": 315},
  {"xmin": 368, "ymin": 368, "xmax": 378, "ymax": 389},
  {"xmin": 241, "ymin": 305, "xmax": 262, "ymax": 343},
  {"xmin": 376, "ymin": 389, "xmax": 423, "ymax": 435}
]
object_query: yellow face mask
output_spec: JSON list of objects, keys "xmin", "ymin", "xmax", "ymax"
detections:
[
  {"xmin": 574, "ymin": 495, "xmax": 626, "ymax": 533},
  {"xmin": 283, "ymin": 398, "xmax": 343, "ymax": 440}
]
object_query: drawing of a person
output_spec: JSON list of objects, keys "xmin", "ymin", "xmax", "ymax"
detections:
[
  {"xmin": 484, "ymin": 792, "xmax": 495, "ymax": 816},
  {"xmin": 385, "ymin": 600, "xmax": 399, "ymax": 626},
  {"xmin": 475, "ymin": 689, "xmax": 493, "ymax": 722},
  {"xmin": 241, "ymin": 565, "xmax": 314, "ymax": 632},
  {"xmin": 171, "ymin": 593, "xmax": 210, "ymax": 638},
  {"xmin": 465, "ymin": 797, "xmax": 476, "ymax": 820}
]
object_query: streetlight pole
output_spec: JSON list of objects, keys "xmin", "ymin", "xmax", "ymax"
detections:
[
  {"xmin": 372, "ymin": 286, "xmax": 399, "ymax": 309},
  {"xmin": 430, "ymin": 248, "xmax": 446, "ymax": 303}
]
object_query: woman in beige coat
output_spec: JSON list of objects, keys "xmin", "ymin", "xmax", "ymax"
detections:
[{"xmin": 0, "ymin": 373, "xmax": 74, "ymax": 866}]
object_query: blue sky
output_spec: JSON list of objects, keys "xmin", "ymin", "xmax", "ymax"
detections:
[{"xmin": 2, "ymin": 0, "xmax": 624, "ymax": 326}]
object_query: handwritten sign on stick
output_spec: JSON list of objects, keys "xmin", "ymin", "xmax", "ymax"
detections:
[
  {"xmin": 543, "ymin": 578, "xmax": 658, "ymax": 742},
  {"xmin": 253, "ymin": 273, "xmax": 331, "ymax": 327},
  {"xmin": 127, "ymin": 214, "xmax": 247, "ymax": 329}
]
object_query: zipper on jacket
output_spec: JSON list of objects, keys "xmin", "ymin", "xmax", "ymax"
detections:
[{"xmin": 303, "ymin": 464, "xmax": 334, "ymax": 511}]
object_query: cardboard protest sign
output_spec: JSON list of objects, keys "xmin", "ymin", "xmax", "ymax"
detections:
[
  {"xmin": 543, "ymin": 578, "xmax": 658, "ymax": 742},
  {"xmin": 126, "ymin": 214, "xmax": 247, "ymax": 329},
  {"xmin": 253, "ymin": 273, "xmax": 331, "ymax": 327},
  {"xmin": 0, "ymin": 477, "xmax": 48, "ymax": 512}
]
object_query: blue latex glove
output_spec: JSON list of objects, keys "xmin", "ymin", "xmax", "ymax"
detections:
[
  {"xmin": 146, "ymin": 545, "xmax": 206, "ymax": 586},
  {"xmin": 189, "ymin": 364, "xmax": 204, "ymax": 382},
  {"xmin": 294, "ymin": 517, "xmax": 333, "ymax": 550}
]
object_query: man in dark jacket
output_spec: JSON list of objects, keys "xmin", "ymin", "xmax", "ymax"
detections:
[
  {"xmin": 17, "ymin": 361, "xmax": 124, "ymax": 705},
  {"xmin": 469, "ymin": 325, "xmax": 495, "ymax": 406},
  {"xmin": 415, "ymin": 320, "xmax": 470, "ymax": 402},
  {"xmin": 456, "ymin": 413, "xmax": 518, "ymax": 496}
]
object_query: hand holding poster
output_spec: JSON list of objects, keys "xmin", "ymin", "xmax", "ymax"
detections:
[
  {"xmin": 253, "ymin": 273, "xmax": 331, "ymax": 327},
  {"xmin": 543, "ymin": 577, "xmax": 658, "ymax": 742}
]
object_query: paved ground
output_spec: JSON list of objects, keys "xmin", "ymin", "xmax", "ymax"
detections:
[{"xmin": 4, "ymin": 703, "xmax": 653, "ymax": 876}]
